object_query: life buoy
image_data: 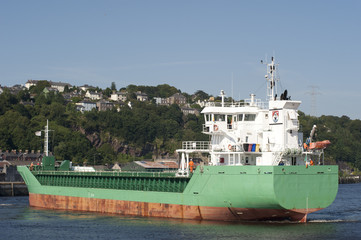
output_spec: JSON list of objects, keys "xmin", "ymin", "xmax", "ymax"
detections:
[
  {"xmin": 214, "ymin": 125, "xmax": 218, "ymax": 131},
  {"xmin": 228, "ymin": 144, "xmax": 232, "ymax": 150}
]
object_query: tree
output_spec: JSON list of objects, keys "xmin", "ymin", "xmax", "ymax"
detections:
[
  {"xmin": 29, "ymin": 80, "xmax": 51, "ymax": 95},
  {"xmin": 103, "ymin": 88, "xmax": 112, "ymax": 97},
  {"xmin": 194, "ymin": 90, "xmax": 210, "ymax": 100},
  {"xmin": 111, "ymin": 82, "xmax": 116, "ymax": 91},
  {"xmin": 64, "ymin": 85, "xmax": 70, "ymax": 93}
]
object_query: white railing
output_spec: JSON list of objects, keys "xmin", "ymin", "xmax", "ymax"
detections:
[
  {"xmin": 205, "ymin": 99, "xmax": 268, "ymax": 109},
  {"xmin": 181, "ymin": 141, "xmax": 210, "ymax": 151}
]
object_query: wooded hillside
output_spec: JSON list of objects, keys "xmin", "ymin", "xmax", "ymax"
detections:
[{"xmin": 1, "ymin": 84, "xmax": 360, "ymax": 172}]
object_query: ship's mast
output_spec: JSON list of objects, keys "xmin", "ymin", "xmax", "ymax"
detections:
[
  {"xmin": 44, "ymin": 120, "xmax": 49, "ymax": 156},
  {"xmin": 220, "ymin": 90, "xmax": 226, "ymax": 107},
  {"xmin": 265, "ymin": 57, "xmax": 279, "ymax": 101}
]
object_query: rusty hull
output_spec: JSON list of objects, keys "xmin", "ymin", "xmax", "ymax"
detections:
[{"xmin": 29, "ymin": 193, "xmax": 318, "ymax": 222}]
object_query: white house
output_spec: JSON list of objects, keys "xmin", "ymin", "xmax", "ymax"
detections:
[
  {"xmin": 110, "ymin": 91, "xmax": 127, "ymax": 102},
  {"xmin": 79, "ymin": 84, "xmax": 95, "ymax": 92},
  {"xmin": 25, "ymin": 80, "xmax": 71, "ymax": 92},
  {"xmin": 85, "ymin": 90, "xmax": 102, "ymax": 100},
  {"xmin": 25, "ymin": 80, "xmax": 40, "ymax": 89},
  {"xmin": 136, "ymin": 91, "xmax": 148, "ymax": 101},
  {"xmin": 76, "ymin": 101, "xmax": 97, "ymax": 112},
  {"xmin": 50, "ymin": 81, "xmax": 71, "ymax": 92}
]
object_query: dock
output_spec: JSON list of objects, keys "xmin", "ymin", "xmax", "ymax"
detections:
[{"xmin": 0, "ymin": 182, "xmax": 28, "ymax": 196}]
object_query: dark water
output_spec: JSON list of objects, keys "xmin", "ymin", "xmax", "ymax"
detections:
[{"xmin": 1, "ymin": 184, "xmax": 361, "ymax": 240}]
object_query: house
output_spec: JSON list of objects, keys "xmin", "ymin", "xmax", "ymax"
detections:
[
  {"xmin": 0, "ymin": 150, "xmax": 22, "ymax": 161},
  {"xmin": 121, "ymin": 160, "xmax": 178, "ymax": 172},
  {"xmin": 25, "ymin": 80, "xmax": 71, "ymax": 92},
  {"xmin": 167, "ymin": 93, "xmax": 187, "ymax": 105},
  {"xmin": 79, "ymin": 84, "xmax": 96, "ymax": 92},
  {"xmin": 181, "ymin": 107, "xmax": 200, "ymax": 116},
  {"xmin": 9, "ymin": 84, "xmax": 26, "ymax": 95},
  {"xmin": 76, "ymin": 101, "xmax": 97, "ymax": 112},
  {"xmin": 135, "ymin": 91, "xmax": 148, "ymax": 101},
  {"xmin": 49, "ymin": 81, "xmax": 72, "ymax": 92},
  {"xmin": 85, "ymin": 90, "xmax": 102, "ymax": 100},
  {"xmin": 154, "ymin": 97, "xmax": 169, "ymax": 105},
  {"xmin": 0, "ymin": 85, "xmax": 4, "ymax": 95},
  {"xmin": 96, "ymin": 100, "xmax": 114, "ymax": 111},
  {"xmin": 43, "ymin": 87, "xmax": 59, "ymax": 94},
  {"xmin": 25, "ymin": 80, "xmax": 41, "ymax": 89},
  {"xmin": 62, "ymin": 91, "xmax": 81, "ymax": 100},
  {"xmin": 110, "ymin": 91, "xmax": 128, "ymax": 102},
  {"xmin": 21, "ymin": 150, "xmax": 43, "ymax": 162}
]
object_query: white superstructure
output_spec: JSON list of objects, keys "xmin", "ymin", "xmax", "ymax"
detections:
[{"xmin": 177, "ymin": 57, "xmax": 327, "ymax": 176}]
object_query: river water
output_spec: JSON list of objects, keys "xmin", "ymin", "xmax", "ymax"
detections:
[{"xmin": 1, "ymin": 183, "xmax": 361, "ymax": 240}]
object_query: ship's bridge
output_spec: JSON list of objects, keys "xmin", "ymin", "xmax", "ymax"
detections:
[{"xmin": 202, "ymin": 97, "xmax": 268, "ymax": 134}]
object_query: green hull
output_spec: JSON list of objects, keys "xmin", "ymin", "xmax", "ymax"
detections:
[{"xmin": 17, "ymin": 165, "xmax": 338, "ymax": 221}]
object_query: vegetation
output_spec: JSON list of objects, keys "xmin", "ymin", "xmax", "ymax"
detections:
[
  {"xmin": 1, "ymin": 83, "xmax": 361, "ymax": 173},
  {"xmin": 0, "ymin": 85, "xmax": 207, "ymax": 165}
]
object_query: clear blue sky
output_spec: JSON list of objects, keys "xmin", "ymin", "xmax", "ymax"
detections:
[{"xmin": 1, "ymin": 0, "xmax": 361, "ymax": 119}]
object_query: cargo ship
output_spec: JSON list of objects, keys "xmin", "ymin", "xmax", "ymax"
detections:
[{"xmin": 17, "ymin": 58, "xmax": 338, "ymax": 222}]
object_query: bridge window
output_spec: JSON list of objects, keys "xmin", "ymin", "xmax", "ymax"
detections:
[
  {"xmin": 227, "ymin": 115, "xmax": 233, "ymax": 129},
  {"xmin": 244, "ymin": 114, "xmax": 256, "ymax": 121},
  {"xmin": 205, "ymin": 114, "xmax": 210, "ymax": 122},
  {"xmin": 238, "ymin": 114, "xmax": 243, "ymax": 121},
  {"xmin": 214, "ymin": 114, "xmax": 225, "ymax": 121}
]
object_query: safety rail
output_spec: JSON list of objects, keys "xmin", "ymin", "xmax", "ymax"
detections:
[
  {"xmin": 31, "ymin": 169, "xmax": 180, "ymax": 178},
  {"xmin": 181, "ymin": 141, "xmax": 210, "ymax": 151},
  {"xmin": 205, "ymin": 99, "xmax": 267, "ymax": 109}
]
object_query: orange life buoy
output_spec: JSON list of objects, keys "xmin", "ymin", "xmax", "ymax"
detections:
[
  {"xmin": 228, "ymin": 144, "xmax": 232, "ymax": 150},
  {"xmin": 214, "ymin": 125, "xmax": 218, "ymax": 131}
]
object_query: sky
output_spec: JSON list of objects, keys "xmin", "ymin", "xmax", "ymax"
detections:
[{"xmin": 1, "ymin": 0, "xmax": 361, "ymax": 119}]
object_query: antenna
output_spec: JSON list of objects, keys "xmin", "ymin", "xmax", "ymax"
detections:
[
  {"xmin": 231, "ymin": 72, "xmax": 234, "ymax": 102},
  {"xmin": 262, "ymin": 56, "xmax": 279, "ymax": 101}
]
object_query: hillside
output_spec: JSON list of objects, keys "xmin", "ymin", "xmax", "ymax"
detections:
[{"xmin": 0, "ymin": 83, "xmax": 360, "ymax": 173}]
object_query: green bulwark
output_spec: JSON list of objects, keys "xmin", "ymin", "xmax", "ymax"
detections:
[{"xmin": 32, "ymin": 170, "xmax": 190, "ymax": 193}]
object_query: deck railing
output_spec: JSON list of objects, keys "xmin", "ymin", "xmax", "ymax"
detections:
[
  {"xmin": 181, "ymin": 141, "xmax": 210, "ymax": 151},
  {"xmin": 205, "ymin": 99, "xmax": 267, "ymax": 109}
]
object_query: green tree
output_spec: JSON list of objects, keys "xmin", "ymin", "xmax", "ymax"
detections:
[{"xmin": 111, "ymin": 82, "xmax": 116, "ymax": 91}]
